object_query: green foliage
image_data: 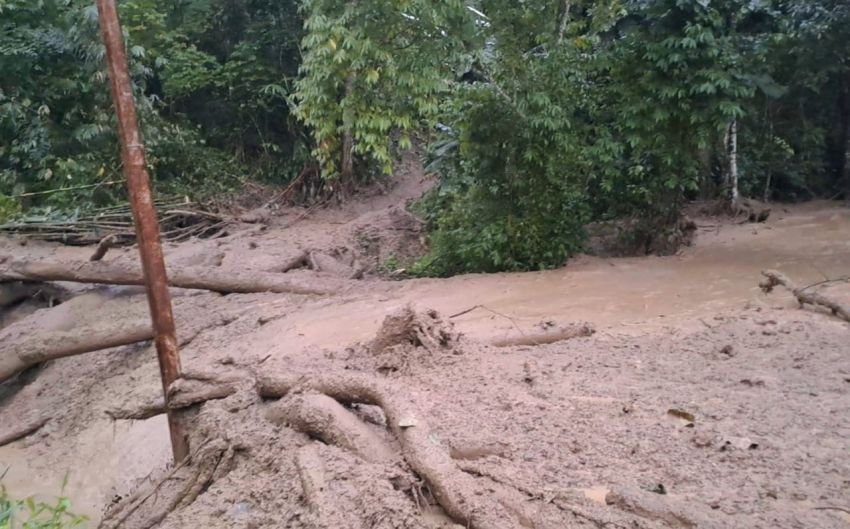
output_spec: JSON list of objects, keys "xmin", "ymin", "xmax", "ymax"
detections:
[
  {"xmin": 2, "ymin": 0, "xmax": 848, "ymax": 274},
  {"xmin": 0, "ymin": 194, "xmax": 21, "ymax": 223},
  {"xmin": 0, "ymin": 485, "xmax": 87, "ymax": 529},
  {"xmin": 295, "ymin": 0, "xmax": 474, "ymax": 180},
  {"xmin": 0, "ymin": 0, "xmax": 307, "ymax": 213},
  {"xmin": 413, "ymin": 0, "xmax": 850, "ymax": 275}
]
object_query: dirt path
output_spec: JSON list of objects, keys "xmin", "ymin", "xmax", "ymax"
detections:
[{"xmin": 0, "ymin": 175, "xmax": 848, "ymax": 528}]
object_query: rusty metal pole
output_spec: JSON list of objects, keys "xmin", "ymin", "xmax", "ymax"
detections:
[{"xmin": 96, "ymin": 0, "xmax": 188, "ymax": 462}]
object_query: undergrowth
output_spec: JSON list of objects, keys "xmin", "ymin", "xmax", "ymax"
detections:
[{"xmin": 0, "ymin": 484, "xmax": 87, "ymax": 529}]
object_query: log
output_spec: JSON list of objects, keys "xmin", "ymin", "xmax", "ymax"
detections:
[
  {"xmin": 0, "ymin": 321, "xmax": 153, "ymax": 383},
  {"xmin": 258, "ymin": 373, "xmax": 518, "ymax": 529},
  {"xmin": 491, "ymin": 324, "xmax": 595, "ymax": 348},
  {"xmin": 760, "ymin": 270, "xmax": 850, "ymax": 323},
  {"xmin": 0, "ymin": 258, "xmax": 339, "ymax": 296},
  {"xmin": 0, "ymin": 307, "xmax": 237, "ymax": 384}
]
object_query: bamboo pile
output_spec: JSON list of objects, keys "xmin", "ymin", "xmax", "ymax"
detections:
[{"xmin": 0, "ymin": 199, "xmax": 226, "ymax": 245}]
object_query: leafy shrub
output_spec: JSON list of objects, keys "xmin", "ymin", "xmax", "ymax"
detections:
[
  {"xmin": 0, "ymin": 194, "xmax": 21, "ymax": 223},
  {"xmin": 0, "ymin": 486, "xmax": 87, "ymax": 529}
]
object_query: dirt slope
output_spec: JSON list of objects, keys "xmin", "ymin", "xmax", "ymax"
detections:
[{"xmin": 0, "ymin": 167, "xmax": 848, "ymax": 528}]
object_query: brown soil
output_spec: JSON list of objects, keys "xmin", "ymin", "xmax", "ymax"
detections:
[{"xmin": 1, "ymin": 160, "xmax": 849, "ymax": 529}]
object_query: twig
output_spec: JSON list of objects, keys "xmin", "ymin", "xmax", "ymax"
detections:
[
  {"xmin": 13, "ymin": 180, "xmax": 121, "ymax": 198},
  {"xmin": 282, "ymin": 196, "xmax": 329, "ymax": 229},
  {"xmin": 448, "ymin": 304, "xmax": 525, "ymax": 338},
  {"xmin": 800, "ymin": 276, "xmax": 850, "ymax": 292},
  {"xmin": 814, "ymin": 506, "xmax": 850, "ymax": 515}
]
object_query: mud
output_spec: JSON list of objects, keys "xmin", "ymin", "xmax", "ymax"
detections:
[{"xmin": 0, "ymin": 164, "xmax": 848, "ymax": 528}]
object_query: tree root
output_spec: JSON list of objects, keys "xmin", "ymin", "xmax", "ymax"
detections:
[
  {"xmin": 99, "ymin": 438, "xmax": 235, "ymax": 529},
  {"xmin": 760, "ymin": 270, "xmax": 850, "ymax": 322},
  {"xmin": 295, "ymin": 443, "xmax": 327, "ymax": 514},
  {"xmin": 267, "ymin": 391, "xmax": 398, "ymax": 464},
  {"xmin": 0, "ymin": 414, "xmax": 49, "ymax": 447},
  {"xmin": 277, "ymin": 250, "xmax": 310, "ymax": 272},
  {"xmin": 605, "ymin": 487, "xmax": 708, "ymax": 529},
  {"xmin": 369, "ymin": 306, "xmax": 458, "ymax": 355},
  {"xmin": 258, "ymin": 372, "xmax": 518, "ymax": 529}
]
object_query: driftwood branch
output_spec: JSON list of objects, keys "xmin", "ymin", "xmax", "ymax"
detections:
[
  {"xmin": 0, "ymin": 258, "xmax": 340, "ymax": 296},
  {"xmin": 760, "ymin": 270, "xmax": 850, "ymax": 323}
]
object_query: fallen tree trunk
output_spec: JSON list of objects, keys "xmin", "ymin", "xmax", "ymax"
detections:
[
  {"xmin": 258, "ymin": 373, "xmax": 518, "ymax": 529},
  {"xmin": 0, "ymin": 308, "xmax": 238, "ymax": 384},
  {"xmin": 0, "ymin": 257, "xmax": 338, "ymax": 296},
  {"xmin": 760, "ymin": 270, "xmax": 850, "ymax": 323},
  {"xmin": 0, "ymin": 321, "xmax": 153, "ymax": 383}
]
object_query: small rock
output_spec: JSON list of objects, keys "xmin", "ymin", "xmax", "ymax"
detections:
[{"xmin": 719, "ymin": 345, "xmax": 735, "ymax": 357}]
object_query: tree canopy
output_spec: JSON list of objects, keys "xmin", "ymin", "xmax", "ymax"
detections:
[{"xmin": 1, "ymin": 0, "xmax": 848, "ymax": 273}]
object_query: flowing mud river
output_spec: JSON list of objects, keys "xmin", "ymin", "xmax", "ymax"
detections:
[
  {"xmin": 1, "ymin": 197, "xmax": 848, "ymax": 529},
  {"xmin": 255, "ymin": 202, "xmax": 850, "ymax": 348}
]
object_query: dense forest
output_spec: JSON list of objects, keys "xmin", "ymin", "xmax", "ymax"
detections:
[{"xmin": 1, "ymin": 0, "xmax": 848, "ymax": 274}]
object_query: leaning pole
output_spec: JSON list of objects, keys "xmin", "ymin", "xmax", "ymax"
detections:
[{"xmin": 95, "ymin": 0, "xmax": 188, "ymax": 462}]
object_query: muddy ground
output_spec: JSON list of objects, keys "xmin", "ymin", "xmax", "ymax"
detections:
[{"xmin": 1, "ymin": 164, "xmax": 849, "ymax": 529}]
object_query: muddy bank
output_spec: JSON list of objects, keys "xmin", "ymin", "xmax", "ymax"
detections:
[{"xmin": 0, "ymin": 190, "xmax": 848, "ymax": 527}]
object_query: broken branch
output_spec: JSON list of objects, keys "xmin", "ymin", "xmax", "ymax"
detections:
[{"xmin": 760, "ymin": 270, "xmax": 850, "ymax": 323}]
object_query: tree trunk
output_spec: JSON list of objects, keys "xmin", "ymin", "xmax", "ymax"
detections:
[
  {"xmin": 837, "ymin": 71, "xmax": 850, "ymax": 197},
  {"xmin": 763, "ymin": 169, "xmax": 772, "ymax": 203},
  {"xmin": 557, "ymin": 0, "xmax": 571, "ymax": 45},
  {"xmin": 0, "ymin": 321, "xmax": 154, "ymax": 383},
  {"xmin": 0, "ymin": 258, "xmax": 341, "ymax": 296},
  {"xmin": 340, "ymin": 74, "xmax": 356, "ymax": 197},
  {"xmin": 727, "ymin": 119, "xmax": 739, "ymax": 210}
]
